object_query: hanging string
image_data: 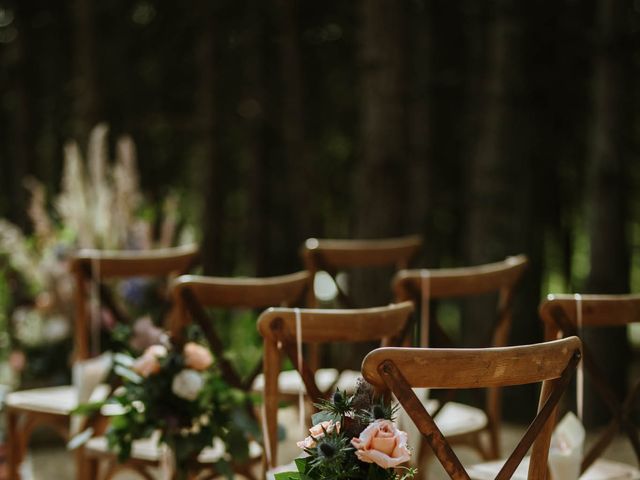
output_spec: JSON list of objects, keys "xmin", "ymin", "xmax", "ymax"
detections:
[
  {"xmin": 90, "ymin": 253, "xmax": 101, "ymax": 356},
  {"xmin": 575, "ymin": 293, "xmax": 584, "ymax": 423},
  {"xmin": 295, "ymin": 307, "xmax": 305, "ymax": 437},
  {"xmin": 261, "ymin": 403, "xmax": 272, "ymax": 467},
  {"xmin": 420, "ymin": 269, "xmax": 431, "ymax": 348}
]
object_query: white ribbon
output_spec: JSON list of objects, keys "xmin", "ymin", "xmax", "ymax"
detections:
[
  {"xmin": 575, "ymin": 293, "xmax": 584, "ymax": 423},
  {"xmin": 295, "ymin": 307, "xmax": 305, "ymax": 437},
  {"xmin": 160, "ymin": 442, "xmax": 176, "ymax": 480}
]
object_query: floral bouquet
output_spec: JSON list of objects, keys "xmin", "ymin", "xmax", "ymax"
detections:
[
  {"xmin": 276, "ymin": 379, "xmax": 416, "ymax": 480},
  {"xmin": 83, "ymin": 329, "xmax": 257, "ymax": 477}
]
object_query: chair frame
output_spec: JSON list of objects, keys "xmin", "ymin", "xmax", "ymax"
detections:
[
  {"xmin": 83, "ymin": 270, "xmax": 309, "ymax": 480},
  {"xmin": 300, "ymin": 234, "xmax": 423, "ymax": 308},
  {"xmin": 393, "ymin": 255, "xmax": 528, "ymax": 460},
  {"xmin": 362, "ymin": 337, "xmax": 582, "ymax": 480},
  {"xmin": 5, "ymin": 244, "xmax": 199, "ymax": 480},
  {"xmin": 540, "ymin": 294, "xmax": 640, "ymax": 473},
  {"xmin": 257, "ymin": 301, "xmax": 415, "ymax": 471}
]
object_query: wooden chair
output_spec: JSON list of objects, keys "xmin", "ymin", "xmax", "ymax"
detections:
[
  {"xmin": 362, "ymin": 337, "xmax": 582, "ymax": 480},
  {"xmin": 258, "ymin": 301, "xmax": 415, "ymax": 474},
  {"xmin": 81, "ymin": 270, "xmax": 310, "ymax": 480},
  {"xmin": 393, "ymin": 255, "xmax": 528, "ymax": 463},
  {"xmin": 538, "ymin": 294, "xmax": 640, "ymax": 478},
  {"xmin": 300, "ymin": 234, "xmax": 423, "ymax": 308},
  {"xmin": 4, "ymin": 244, "xmax": 199, "ymax": 480}
]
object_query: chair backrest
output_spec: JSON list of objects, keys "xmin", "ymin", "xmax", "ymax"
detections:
[
  {"xmin": 170, "ymin": 271, "xmax": 310, "ymax": 390},
  {"xmin": 393, "ymin": 254, "xmax": 528, "ymax": 457},
  {"xmin": 539, "ymin": 294, "xmax": 640, "ymax": 472},
  {"xmin": 300, "ymin": 235, "xmax": 423, "ymax": 307},
  {"xmin": 257, "ymin": 301, "xmax": 415, "ymax": 469},
  {"xmin": 71, "ymin": 244, "xmax": 199, "ymax": 360},
  {"xmin": 362, "ymin": 337, "xmax": 582, "ymax": 480},
  {"xmin": 393, "ymin": 254, "xmax": 528, "ymax": 348}
]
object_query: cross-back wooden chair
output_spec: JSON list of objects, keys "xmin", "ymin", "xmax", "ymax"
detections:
[
  {"xmin": 393, "ymin": 255, "xmax": 528, "ymax": 463},
  {"xmin": 539, "ymin": 294, "xmax": 640, "ymax": 478},
  {"xmin": 5, "ymin": 244, "xmax": 199, "ymax": 480},
  {"xmin": 362, "ymin": 337, "xmax": 582, "ymax": 480},
  {"xmin": 300, "ymin": 234, "xmax": 423, "ymax": 308},
  {"xmin": 258, "ymin": 301, "xmax": 415, "ymax": 474},
  {"xmin": 81, "ymin": 270, "xmax": 310, "ymax": 480}
]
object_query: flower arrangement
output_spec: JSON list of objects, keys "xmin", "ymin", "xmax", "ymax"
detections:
[
  {"xmin": 276, "ymin": 379, "xmax": 416, "ymax": 480},
  {"xmin": 88, "ymin": 329, "xmax": 258, "ymax": 476},
  {"xmin": 0, "ymin": 123, "xmax": 192, "ymax": 386}
]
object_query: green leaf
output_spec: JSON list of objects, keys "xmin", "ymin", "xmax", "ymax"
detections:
[
  {"xmin": 114, "ymin": 364, "xmax": 143, "ymax": 384},
  {"xmin": 311, "ymin": 410, "xmax": 339, "ymax": 425},
  {"xmin": 274, "ymin": 472, "xmax": 301, "ymax": 480},
  {"xmin": 72, "ymin": 400, "xmax": 105, "ymax": 415}
]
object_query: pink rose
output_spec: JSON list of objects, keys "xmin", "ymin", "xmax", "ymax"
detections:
[
  {"xmin": 132, "ymin": 344, "xmax": 167, "ymax": 377},
  {"xmin": 296, "ymin": 420, "xmax": 341, "ymax": 449},
  {"xmin": 351, "ymin": 419, "xmax": 411, "ymax": 469},
  {"xmin": 183, "ymin": 342, "xmax": 214, "ymax": 371}
]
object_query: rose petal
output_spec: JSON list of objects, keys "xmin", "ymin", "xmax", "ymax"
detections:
[{"xmin": 371, "ymin": 436, "xmax": 396, "ymax": 456}]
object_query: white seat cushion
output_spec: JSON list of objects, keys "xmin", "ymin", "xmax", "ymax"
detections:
[
  {"xmin": 434, "ymin": 401, "xmax": 489, "ymax": 437},
  {"xmin": 252, "ymin": 368, "xmax": 339, "ymax": 395},
  {"xmin": 86, "ymin": 434, "xmax": 262, "ymax": 463},
  {"xmin": 468, "ymin": 456, "xmax": 640, "ymax": 480},
  {"xmin": 334, "ymin": 369, "xmax": 361, "ymax": 393},
  {"xmin": 399, "ymin": 393, "xmax": 488, "ymax": 462},
  {"xmin": 5, "ymin": 384, "xmax": 111, "ymax": 416}
]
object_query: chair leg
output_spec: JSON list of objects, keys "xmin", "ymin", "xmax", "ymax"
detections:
[
  {"xmin": 6, "ymin": 409, "xmax": 23, "ymax": 480},
  {"xmin": 75, "ymin": 446, "xmax": 97, "ymax": 480}
]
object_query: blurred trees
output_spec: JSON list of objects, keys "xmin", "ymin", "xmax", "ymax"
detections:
[{"xmin": 1, "ymin": 0, "xmax": 640, "ymax": 419}]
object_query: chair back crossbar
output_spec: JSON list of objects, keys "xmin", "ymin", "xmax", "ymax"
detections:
[
  {"xmin": 362, "ymin": 337, "xmax": 582, "ymax": 480},
  {"xmin": 71, "ymin": 244, "xmax": 199, "ymax": 360},
  {"xmin": 540, "ymin": 294, "xmax": 640, "ymax": 472},
  {"xmin": 170, "ymin": 271, "xmax": 309, "ymax": 392},
  {"xmin": 301, "ymin": 235, "xmax": 423, "ymax": 308}
]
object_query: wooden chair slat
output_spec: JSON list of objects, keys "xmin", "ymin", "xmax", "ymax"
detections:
[{"xmin": 362, "ymin": 337, "xmax": 582, "ymax": 480}]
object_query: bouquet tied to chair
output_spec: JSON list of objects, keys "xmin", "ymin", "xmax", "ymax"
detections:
[
  {"xmin": 276, "ymin": 379, "xmax": 416, "ymax": 480},
  {"xmin": 78, "ymin": 328, "xmax": 257, "ymax": 479}
]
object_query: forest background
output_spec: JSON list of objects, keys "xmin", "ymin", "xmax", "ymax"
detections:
[{"xmin": 1, "ymin": 0, "xmax": 640, "ymax": 423}]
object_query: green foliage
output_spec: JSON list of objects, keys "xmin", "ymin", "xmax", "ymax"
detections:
[
  {"xmin": 280, "ymin": 379, "xmax": 414, "ymax": 480},
  {"xmin": 87, "ymin": 333, "xmax": 257, "ymax": 472}
]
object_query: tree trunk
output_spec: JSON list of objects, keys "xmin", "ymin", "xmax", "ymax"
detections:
[
  {"xmin": 72, "ymin": 0, "xmax": 100, "ymax": 142},
  {"xmin": 583, "ymin": 0, "xmax": 632, "ymax": 427},
  {"xmin": 276, "ymin": 0, "xmax": 315, "ymax": 247},
  {"xmin": 353, "ymin": 0, "xmax": 409, "ymax": 308},
  {"xmin": 5, "ymin": 0, "xmax": 33, "ymax": 228},
  {"xmin": 463, "ymin": 0, "xmax": 543, "ymax": 421},
  {"xmin": 406, "ymin": 0, "xmax": 431, "ymax": 264},
  {"xmin": 243, "ymin": 0, "xmax": 269, "ymax": 276},
  {"xmin": 197, "ymin": 1, "xmax": 223, "ymax": 276}
]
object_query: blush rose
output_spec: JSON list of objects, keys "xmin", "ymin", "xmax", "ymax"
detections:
[
  {"xmin": 183, "ymin": 342, "xmax": 214, "ymax": 371},
  {"xmin": 351, "ymin": 419, "xmax": 411, "ymax": 468},
  {"xmin": 132, "ymin": 344, "xmax": 168, "ymax": 377},
  {"xmin": 296, "ymin": 420, "xmax": 341, "ymax": 449}
]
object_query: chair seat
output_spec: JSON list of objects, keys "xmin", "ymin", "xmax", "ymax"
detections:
[
  {"xmin": 433, "ymin": 401, "xmax": 489, "ymax": 437},
  {"xmin": 5, "ymin": 384, "xmax": 111, "ymax": 416},
  {"xmin": 85, "ymin": 434, "xmax": 262, "ymax": 463},
  {"xmin": 399, "ymin": 395, "xmax": 488, "ymax": 462},
  {"xmin": 334, "ymin": 369, "xmax": 361, "ymax": 393},
  {"xmin": 266, "ymin": 461, "xmax": 298, "ymax": 480},
  {"xmin": 252, "ymin": 368, "xmax": 340, "ymax": 395},
  {"xmin": 468, "ymin": 456, "xmax": 640, "ymax": 480}
]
